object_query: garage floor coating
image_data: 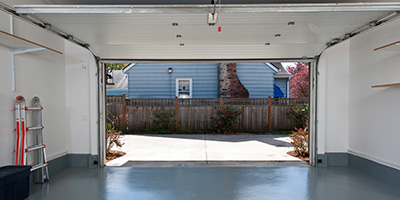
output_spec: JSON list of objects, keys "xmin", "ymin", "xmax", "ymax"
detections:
[
  {"xmin": 28, "ymin": 166, "xmax": 400, "ymax": 200},
  {"xmin": 106, "ymin": 134, "xmax": 301, "ymax": 166}
]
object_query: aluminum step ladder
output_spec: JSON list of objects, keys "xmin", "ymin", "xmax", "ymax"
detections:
[{"xmin": 14, "ymin": 95, "xmax": 49, "ymax": 183}]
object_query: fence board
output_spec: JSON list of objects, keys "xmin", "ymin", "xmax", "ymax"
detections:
[{"xmin": 107, "ymin": 97, "xmax": 308, "ymax": 132}]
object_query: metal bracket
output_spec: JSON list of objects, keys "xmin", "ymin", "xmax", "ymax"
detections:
[
  {"xmin": 12, "ymin": 47, "xmax": 45, "ymax": 92},
  {"xmin": 207, "ymin": 13, "xmax": 218, "ymax": 26},
  {"xmin": 14, "ymin": 48, "xmax": 45, "ymax": 55},
  {"xmin": 208, "ymin": 0, "xmax": 219, "ymax": 26}
]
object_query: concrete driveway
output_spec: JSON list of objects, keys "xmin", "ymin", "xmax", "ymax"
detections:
[{"xmin": 107, "ymin": 134, "xmax": 304, "ymax": 166}]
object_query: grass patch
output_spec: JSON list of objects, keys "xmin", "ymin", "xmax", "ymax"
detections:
[{"xmin": 265, "ymin": 130, "xmax": 292, "ymax": 135}]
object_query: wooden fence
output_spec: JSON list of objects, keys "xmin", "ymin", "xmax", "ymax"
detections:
[{"xmin": 106, "ymin": 94, "xmax": 308, "ymax": 133}]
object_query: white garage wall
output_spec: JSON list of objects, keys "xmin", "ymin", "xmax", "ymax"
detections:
[
  {"xmin": 0, "ymin": 11, "xmax": 11, "ymax": 32},
  {"xmin": 0, "ymin": 45, "xmax": 20, "ymax": 166},
  {"xmin": 0, "ymin": 10, "xmax": 98, "ymax": 166},
  {"xmin": 317, "ymin": 40, "xmax": 350, "ymax": 154},
  {"xmin": 65, "ymin": 40, "xmax": 98, "ymax": 155},
  {"xmin": 318, "ymin": 17, "xmax": 400, "ymax": 170},
  {"xmin": 15, "ymin": 50, "xmax": 68, "ymax": 161},
  {"xmin": 348, "ymin": 18, "xmax": 400, "ymax": 170},
  {"xmin": 0, "ymin": 14, "xmax": 68, "ymax": 165}
]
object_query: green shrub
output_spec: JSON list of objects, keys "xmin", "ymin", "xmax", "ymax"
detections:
[
  {"xmin": 146, "ymin": 109, "xmax": 194, "ymax": 134},
  {"xmin": 173, "ymin": 122, "xmax": 192, "ymax": 134},
  {"xmin": 289, "ymin": 127, "xmax": 308, "ymax": 157},
  {"xmin": 287, "ymin": 103, "xmax": 309, "ymax": 129},
  {"xmin": 151, "ymin": 109, "xmax": 175, "ymax": 130},
  {"xmin": 214, "ymin": 106, "xmax": 242, "ymax": 134}
]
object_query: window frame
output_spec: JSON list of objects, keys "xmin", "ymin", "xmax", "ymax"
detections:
[{"xmin": 175, "ymin": 78, "xmax": 193, "ymax": 98}]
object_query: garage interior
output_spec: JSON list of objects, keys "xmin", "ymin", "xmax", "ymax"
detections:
[{"xmin": 1, "ymin": 0, "xmax": 400, "ymax": 199}]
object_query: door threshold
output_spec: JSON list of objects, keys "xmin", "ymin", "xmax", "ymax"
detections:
[{"xmin": 115, "ymin": 160, "xmax": 309, "ymax": 167}]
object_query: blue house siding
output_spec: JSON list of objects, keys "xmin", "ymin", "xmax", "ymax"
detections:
[
  {"xmin": 126, "ymin": 63, "xmax": 219, "ymax": 98},
  {"xmin": 236, "ymin": 63, "xmax": 275, "ymax": 98},
  {"xmin": 107, "ymin": 89, "xmax": 128, "ymax": 96},
  {"xmin": 274, "ymin": 79, "xmax": 289, "ymax": 98}
]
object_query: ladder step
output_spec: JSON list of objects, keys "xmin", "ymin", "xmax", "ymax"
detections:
[
  {"xmin": 26, "ymin": 126, "xmax": 44, "ymax": 131},
  {"xmin": 31, "ymin": 163, "xmax": 47, "ymax": 172},
  {"xmin": 27, "ymin": 144, "xmax": 45, "ymax": 152},
  {"xmin": 26, "ymin": 106, "xmax": 43, "ymax": 111}
]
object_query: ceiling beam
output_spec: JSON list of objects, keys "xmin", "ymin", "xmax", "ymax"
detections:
[{"xmin": 15, "ymin": 3, "xmax": 400, "ymax": 14}]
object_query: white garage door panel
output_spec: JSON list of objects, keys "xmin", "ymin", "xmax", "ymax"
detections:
[
  {"xmin": 93, "ymin": 44, "xmax": 324, "ymax": 59},
  {"xmin": 13, "ymin": 4, "xmax": 397, "ymax": 59}
]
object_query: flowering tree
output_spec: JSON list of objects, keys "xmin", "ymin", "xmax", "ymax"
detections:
[{"xmin": 287, "ymin": 62, "xmax": 309, "ymax": 98}]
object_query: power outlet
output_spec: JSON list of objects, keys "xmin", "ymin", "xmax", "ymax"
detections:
[{"xmin": 88, "ymin": 155, "xmax": 99, "ymax": 168}]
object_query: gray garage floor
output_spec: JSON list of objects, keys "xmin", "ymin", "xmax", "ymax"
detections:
[
  {"xmin": 106, "ymin": 134, "xmax": 302, "ymax": 166},
  {"xmin": 28, "ymin": 166, "xmax": 400, "ymax": 200}
]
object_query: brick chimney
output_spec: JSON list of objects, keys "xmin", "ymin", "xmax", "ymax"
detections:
[{"xmin": 219, "ymin": 63, "xmax": 249, "ymax": 98}]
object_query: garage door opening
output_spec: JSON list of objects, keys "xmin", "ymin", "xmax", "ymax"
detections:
[
  {"xmin": 13, "ymin": 3, "xmax": 399, "ymax": 168},
  {"xmin": 103, "ymin": 61, "xmax": 313, "ymax": 167}
]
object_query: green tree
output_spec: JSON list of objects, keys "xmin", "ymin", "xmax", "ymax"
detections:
[{"xmin": 106, "ymin": 63, "xmax": 129, "ymax": 74}]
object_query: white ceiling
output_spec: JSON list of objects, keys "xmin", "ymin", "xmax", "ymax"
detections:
[
  {"xmin": 4, "ymin": 0, "xmax": 400, "ymax": 5},
  {"xmin": 11, "ymin": 3, "xmax": 399, "ymax": 60}
]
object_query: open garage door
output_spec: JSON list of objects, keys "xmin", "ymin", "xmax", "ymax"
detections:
[
  {"xmin": 14, "ymin": 3, "xmax": 400, "ymax": 60},
  {"xmin": 11, "ymin": 2, "xmax": 400, "ymax": 166}
]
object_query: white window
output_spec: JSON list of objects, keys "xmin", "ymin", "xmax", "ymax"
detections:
[{"xmin": 176, "ymin": 78, "xmax": 192, "ymax": 98}]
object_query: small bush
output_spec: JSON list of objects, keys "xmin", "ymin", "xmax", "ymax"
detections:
[
  {"xmin": 147, "ymin": 109, "xmax": 193, "ymax": 134},
  {"xmin": 106, "ymin": 112, "xmax": 128, "ymax": 133},
  {"xmin": 106, "ymin": 114, "xmax": 125, "ymax": 154},
  {"xmin": 289, "ymin": 127, "xmax": 308, "ymax": 157},
  {"xmin": 214, "ymin": 106, "xmax": 242, "ymax": 134},
  {"xmin": 287, "ymin": 103, "xmax": 309, "ymax": 129},
  {"xmin": 173, "ymin": 123, "xmax": 192, "ymax": 134},
  {"xmin": 152, "ymin": 109, "xmax": 174, "ymax": 129},
  {"xmin": 106, "ymin": 127, "xmax": 124, "ymax": 154}
]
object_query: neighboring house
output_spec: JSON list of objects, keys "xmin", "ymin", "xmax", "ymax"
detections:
[
  {"xmin": 271, "ymin": 62, "xmax": 293, "ymax": 98},
  {"xmin": 106, "ymin": 70, "xmax": 128, "ymax": 95},
  {"xmin": 124, "ymin": 63, "xmax": 219, "ymax": 98},
  {"xmin": 236, "ymin": 62, "xmax": 292, "ymax": 98},
  {"xmin": 124, "ymin": 62, "xmax": 291, "ymax": 99}
]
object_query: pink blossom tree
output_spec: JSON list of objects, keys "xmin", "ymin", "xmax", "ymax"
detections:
[{"xmin": 287, "ymin": 62, "xmax": 309, "ymax": 98}]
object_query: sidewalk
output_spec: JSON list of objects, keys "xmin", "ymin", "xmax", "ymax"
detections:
[{"xmin": 106, "ymin": 134, "xmax": 303, "ymax": 166}]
